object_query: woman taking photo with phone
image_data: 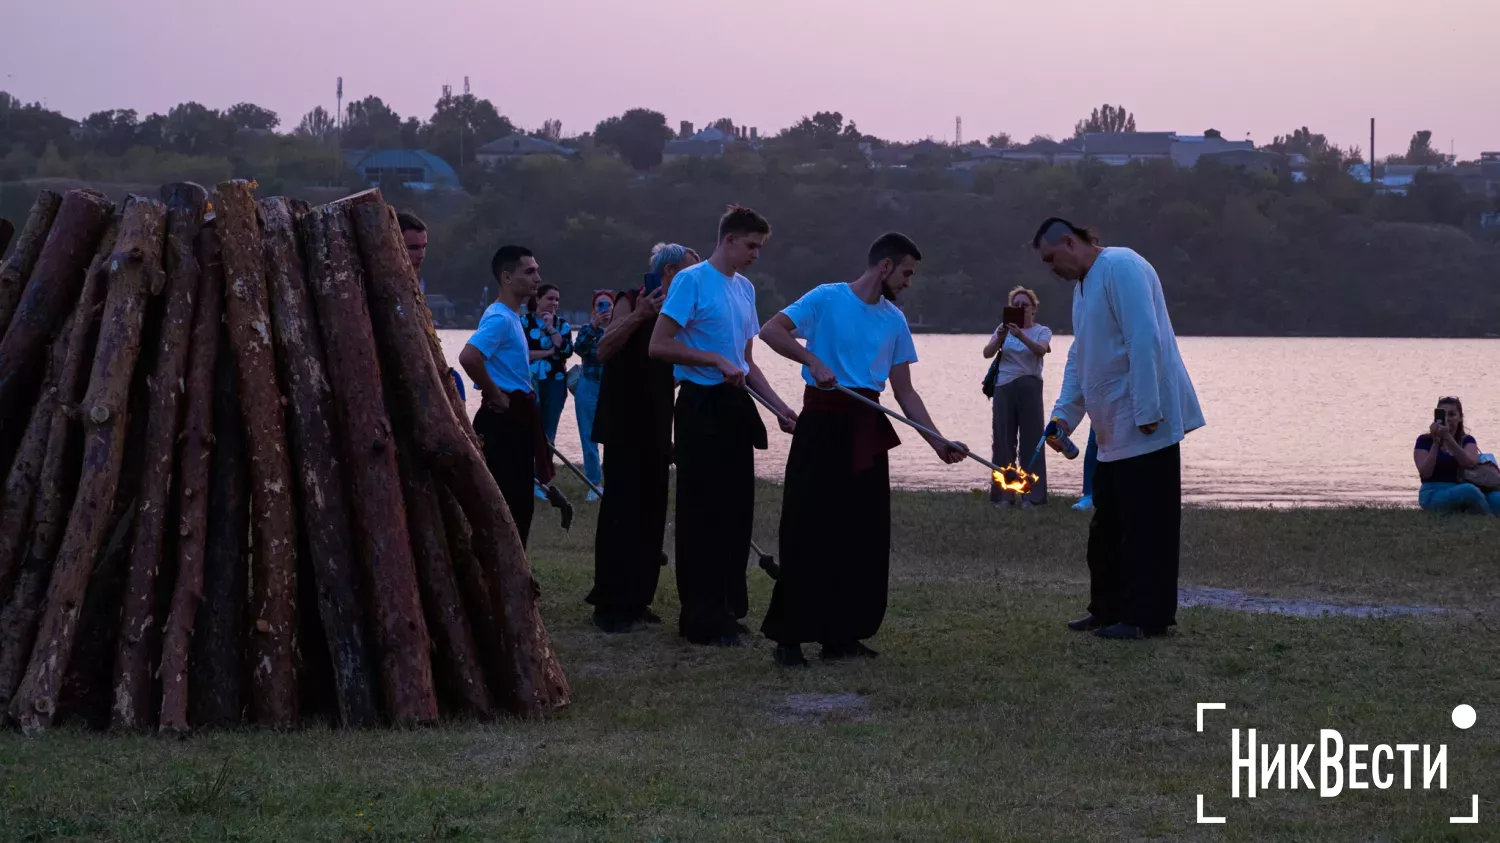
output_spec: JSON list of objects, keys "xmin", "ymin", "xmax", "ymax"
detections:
[
  {"xmin": 983, "ymin": 285, "xmax": 1052, "ymax": 507},
  {"xmin": 1415, "ymin": 396, "xmax": 1500, "ymax": 514},
  {"xmin": 585, "ymin": 244, "xmax": 700, "ymax": 633}
]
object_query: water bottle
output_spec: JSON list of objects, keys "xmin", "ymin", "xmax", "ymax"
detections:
[{"xmin": 1045, "ymin": 419, "xmax": 1080, "ymax": 460}]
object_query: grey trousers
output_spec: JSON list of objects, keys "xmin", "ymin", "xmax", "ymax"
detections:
[{"xmin": 990, "ymin": 375, "xmax": 1048, "ymax": 503}]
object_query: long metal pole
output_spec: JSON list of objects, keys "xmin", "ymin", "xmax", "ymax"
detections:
[{"xmin": 830, "ymin": 385, "xmax": 1009, "ymax": 475}]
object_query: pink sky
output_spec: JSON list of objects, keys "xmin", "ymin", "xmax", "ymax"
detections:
[{"xmin": 6, "ymin": 0, "xmax": 1495, "ymax": 159}]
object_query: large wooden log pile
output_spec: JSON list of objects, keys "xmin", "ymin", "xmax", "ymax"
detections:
[{"xmin": 0, "ymin": 183, "xmax": 569, "ymax": 734}]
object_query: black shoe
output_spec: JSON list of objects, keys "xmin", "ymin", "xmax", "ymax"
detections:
[
  {"xmin": 592, "ymin": 615, "xmax": 636, "ymax": 635},
  {"xmin": 1067, "ymin": 615, "xmax": 1113, "ymax": 632},
  {"xmin": 637, "ymin": 608, "xmax": 663, "ymax": 625},
  {"xmin": 735, "ymin": 622, "xmax": 752, "ymax": 636},
  {"xmin": 1094, "ymin": 623, "xmax": 1146, "ymax": 640},
  {"xmin": 774, "ymin": 645, "xmax": 809, "ymax": 668}
]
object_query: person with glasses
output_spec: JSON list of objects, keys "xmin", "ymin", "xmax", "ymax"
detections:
[
  {"xmin": 1416, "ymin": 396, "xmax": 1500, "ymax": 514},
  {"xmin": 982, "ymin": 285, "xmax": 1052, "ymax": 507}
]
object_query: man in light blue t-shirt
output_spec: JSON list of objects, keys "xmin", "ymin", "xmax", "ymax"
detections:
[
  {"xmin": 648, "ymin": 205, "xmax": 796, "ymax": 647},
  {"xmin": 459, "ymin": 245, "xmax": 554, "ymax": 547},
  {"xmin": 757, "ymin": 232, "xmax": 967, "ymax": 668}
]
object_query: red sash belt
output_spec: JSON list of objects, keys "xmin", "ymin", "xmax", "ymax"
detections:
[{"xmin": 801, "ymin": 385, "xmax": 901, "ymax": 473}]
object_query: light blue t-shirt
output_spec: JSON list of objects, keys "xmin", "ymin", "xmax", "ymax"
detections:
[
  {"xmin": 658, "ymin": 261, "xmax": 759, "ymax": 386},
  {"xmin": 465, "ymin": 301, "xmax": 533, "ymax": 394},
  {"xmin": 781, "ymin": 283, "xmax": 918, "ymax": 393}
]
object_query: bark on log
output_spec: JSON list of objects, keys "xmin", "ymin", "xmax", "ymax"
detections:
[
  {"xmin": 347, "ymin": 191, "xmax": 570, "ymax": 715},
  {"xmin": 188, "ymin": 325, "xmax": 249, "ymax": 729},
  {"xmin": 395, "ymin": 431, "xmax": 493, "ymax": 718},
  {"xmin": 0, "ymin": 189, "xmax": 113, "ymax": 427},
  {"xmin": 213, "ymin": 180, "xmax": 299, "ymax": 729},
  {"xmin": 0, "ymin": 191, "xmax": 62, "ymax": 336},
  {"xmin": 0, "ymin": 221, "xmax": 116, "ymax": 715},
  {"xmin": 108, "ymin": 184, "xmax": 207, "ymax": 731},
  {"xmin": 299, "ymin": 200, "xmax": 437, "ymax": 725},
  {"xmin": 437, "ymin": 485, "xmax": 506, "ymax": 695},
  {"xmin": 0, "ymin": 310, "xmax": 73, "ymax": 598},
  {"xmin": 7, "ymin": 196, "xmax": 164, "ymax": 733},
  {"xmin": 260, "ymin": 197, "xmax": 378, "ymax": 729},
  {"xmin": 157, "ymin": 219, "xmax": 222, "ymax": 734}
]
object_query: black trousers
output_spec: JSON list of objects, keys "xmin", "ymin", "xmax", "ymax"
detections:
[
  {"xmin": 1087, "ymin": 443, "xmax": 1181, "ymax": 630},
  {"xmin": 673, "ymin": 384, "xmax": 761, "ymax": 642},
  {"xmin": 990, "ymin": 375, "xmax": 1047, "ymax": 503},
  {"xmin": 587, "ymin": 443, "xmax": 670, "ymax": 620},
  {"xmin": 473, "ymin": 405, "xmax": 536, "ymax": 548},
  {"xmin": 760, "ymin": 408, "xmax": 891, "ymax": 647}
]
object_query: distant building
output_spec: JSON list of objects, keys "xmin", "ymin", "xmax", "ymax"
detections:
[
  {"xmin": 348, "ymin": 149, "xmax": 461, "ymax": 191},
  {"xmin": 1170, "ymin": 134, "xmax": 1257, "ymax": 167},
  {"xmin": 663, "ymin": 126, "xmax": 754, "ymax": 161},
  {"xmin": 1196, "ymin": 148, "xmax": 1285, "ymax": 175},
  {"xmin": 475, "ymin": 134, "xmax": 578, "ymax": 167},
  {"xmin": 424, "ymin": 293, "xmax": 458, "ymax": 326}
]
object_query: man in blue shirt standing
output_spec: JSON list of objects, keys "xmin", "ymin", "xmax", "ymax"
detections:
[
  {"xmin": 757, "ymin": 233, "xmax": 967, "ymax": 667},
  {"xmin": 459, "ymin": 245, "xmax": 555, "ymax": 547},
  {"xmin": 649, "ymin": 206, "xmax": 796, "ymax": 646}
]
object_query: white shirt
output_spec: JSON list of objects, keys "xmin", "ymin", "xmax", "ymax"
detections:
[
  {"xmin": 659, "ymin": 261, "xmax": 759, "ymax": 386},
  {"xmin": 1051, "ymin": 247, "xmax": 1204, "ymax": 463},
  {"xmin": 781, "ymin": 283, "xmax": 917, "ymax": 392},
  {"xmin": 466, "ymin": 301, "xmax": 533, "ymax": 394},
  {"xmin": 990, "ymin": 323, "xmax": 1052, "ymax": 388}
]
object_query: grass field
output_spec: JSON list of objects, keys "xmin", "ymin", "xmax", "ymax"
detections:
[{"xmin": 2, "ymin": 481, "xmax": 1498, "ymax": 842}]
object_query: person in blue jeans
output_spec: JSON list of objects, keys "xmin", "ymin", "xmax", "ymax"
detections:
[
  {"xmin": 572, "ymin": 292, "xmax": 612, "ymax": 499},
  {"xmin": 1415, "ymin": 396, "xmax": 1500, "ymax": 514},
  {"xmin": 1073, "ymin": 428, "xmax": 1099, "ymax": 511}
]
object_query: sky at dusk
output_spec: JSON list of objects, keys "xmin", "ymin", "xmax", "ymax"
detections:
[{"xmin": 5, "ymin": 0, "xmax": 1495, "ymax": 159}]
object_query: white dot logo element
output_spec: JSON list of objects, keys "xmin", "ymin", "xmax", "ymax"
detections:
[{"xmin": 1452, "ymin": 704, "xmax": 1477, "ymax": 730}]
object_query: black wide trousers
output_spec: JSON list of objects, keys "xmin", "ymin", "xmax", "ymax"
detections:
[{"xmin": 1086, "ymin": 442, "xmax": 1181, "ymax": 630}]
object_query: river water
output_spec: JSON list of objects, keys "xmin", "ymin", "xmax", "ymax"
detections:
[{"xmin": 438, "ymin": 333, "xmax": 1500, "ymax": 508}]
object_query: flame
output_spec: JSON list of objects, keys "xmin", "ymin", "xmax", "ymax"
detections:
[{"xmin": 992, "ymin": 464, "xmax": 1039, "ymax": 495}]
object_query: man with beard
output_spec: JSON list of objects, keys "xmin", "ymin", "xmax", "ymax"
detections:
[
  {"xmin": 757, "ymin": 232, "xmax": 968, "ymax": 667},
  {"xmin": 458, "ymin": 245, "xmax": 556, "ymax": 547},
  {"xmin": 1034, "ymin": 218, "xmax": 1203, "ymax": 640},
  {"xmin": 649, "ymin": 206, "xmax": 796, "ymax": 647}
]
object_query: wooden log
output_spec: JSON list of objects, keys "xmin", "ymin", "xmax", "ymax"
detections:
[
  {"xmin": 299, "ymin": 201, "xmax": 437, "ymax": 725},
  {"xmin": 157, "ymin": 219, "xmax": 222, "ymax": 734},
  {"xmin": 259, "ymin": 196, "xmax": 378, "ymax": 729},
  {"xmin": 0, "ymin": 191, "xmax": 62, "ymax": 337},
  {"xmin": 7, "ymin": 196, "xmax": 164, "ymax": 733},
  {"xmin": 108, "ymin": 184, "xmax": 207, "ymax": 731},
  {"xmin": 188, "ymin": 325, "xmax": 249, "ymax": 729},
  {"xmin": 0, "ymin": 190, "xmax": 113, "ymax": 434},
  {"xmin": 0, "ymin": 310, "xmax": 73, "ymax": 598},
  {"xmin": 0, "ymin": 221, "xmax": 116, "ymax": 715},
  {"xmin": 0, "ymin": 219, "xmax": 13, "ymax": 260},
  {"xmin": 437, "ymin": 485, "xmax": 506, "ymax": 694},
  {"xmin": 212, "ymin": 180, "xmax": 299, "ymax": 729},
  {"xmin": 395, "ymin": 430, "xmax": 493, "ymax": 718},
  {"xmin": 346, "ymin": 192, "xmax": 570, "ymax": 716}
]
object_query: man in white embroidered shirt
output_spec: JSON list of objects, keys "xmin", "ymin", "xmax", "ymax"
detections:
[{"xmin": 1035, "ymin": 218, "xmax": 1204, "ymax": 641}]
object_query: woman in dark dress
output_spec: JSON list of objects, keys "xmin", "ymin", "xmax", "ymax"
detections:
[{"xmin": 586, "ymin": 244, "xmax": 699, "ymax": 632}]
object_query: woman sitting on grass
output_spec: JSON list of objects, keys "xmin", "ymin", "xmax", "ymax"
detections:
[{"xmin": 1414, "ymin": 396, "xmax": 1500, "ymax": 515}]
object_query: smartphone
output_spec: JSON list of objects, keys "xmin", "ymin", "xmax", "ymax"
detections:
[
  {"xmin": 1435, "ymin": 408, "xmax": 1448, "ymax": 424},
  {"xmin": 596, "ymin": 298, "xmax": 612, "ymax": 313},
  {"xmin": 1002, "ymin": 306, "xmax": 1024, "ymax": 327},
  {"xmin": 643, "ymin": 272, "xmax": 662, "ymax": 294}
]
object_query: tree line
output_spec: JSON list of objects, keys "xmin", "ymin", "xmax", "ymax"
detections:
[{"xmin": 2, "ymin": 92, "xmax": 1496, "ymax": 336}]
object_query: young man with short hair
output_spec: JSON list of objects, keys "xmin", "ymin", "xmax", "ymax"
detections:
[
  {"xmin": 757, "ymin": 232, "xmax": 968, "ymax": 666},
  {"xmin": 399, "ymin": 210, "xmax": 465, "ymax": 399},
  {"xmin": 649, "ymin": 206, "xmax": 796, "ymax": 646},
  {"xmin": 1034, "ymin": 217, "xmax": 1204, "ymax": 640},
  {"xmin": 459, "ymin": 245, "xmax": 555, "ymax": 547}
]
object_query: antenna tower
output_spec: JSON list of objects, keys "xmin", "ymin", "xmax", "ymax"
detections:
[{"xmin": 955, "ymin": 116, "xmax": 963, "ymax": 146}]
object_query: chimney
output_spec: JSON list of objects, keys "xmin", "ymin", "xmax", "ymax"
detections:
[
  {"xmin": 750, "ymin": 127, "xmax": 759, "ymax": 141},
  {"xmin": 680, "ymin": 120, "xmax": 694, "ymax": 138}
]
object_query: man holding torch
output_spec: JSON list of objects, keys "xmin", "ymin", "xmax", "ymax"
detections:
[
  {"xmin": 1034, "ymin": 218, "xmax": 1203, "ymax": 641},
  {"xmin": 757, "ymin": 232, "xmax": 968, "ymax": 668}
]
